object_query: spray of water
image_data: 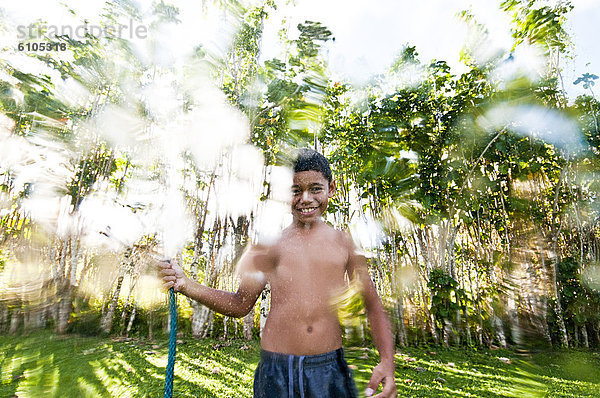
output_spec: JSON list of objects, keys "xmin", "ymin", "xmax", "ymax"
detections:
[
  {"xmin": 0, "ymin": 0, "xmax": 278, "ymax": 316},
  {"xmin": 478, "ymin": 103, "xmax": 585, "ymax": 154}
]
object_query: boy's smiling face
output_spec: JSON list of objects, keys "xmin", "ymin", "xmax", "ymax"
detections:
[{"xmin": 291, "ymin": 170, "xmax": 335, "ymax": 225}]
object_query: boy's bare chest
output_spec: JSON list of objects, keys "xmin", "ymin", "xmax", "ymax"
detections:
[{"xmin": 271, "ymin": 234, "xmax": 349, "ymax": 286}]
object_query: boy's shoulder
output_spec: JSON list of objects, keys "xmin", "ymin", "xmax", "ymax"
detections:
[{"xmin": 324, "ymin": 223, "xmax": 353, "ymax": 246}]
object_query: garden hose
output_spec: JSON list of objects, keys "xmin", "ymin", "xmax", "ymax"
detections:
[{"xmin": 164, "ymin": 287, "xmax": 177, "ymax": 398}]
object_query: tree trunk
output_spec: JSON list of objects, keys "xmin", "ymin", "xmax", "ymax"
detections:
[
  {"xmin": 23, "ymin": 306, "xmax": 31, "ymax": 331},
  {"xmin": 445, "ymin": 223, "xmax": 459, "ymax": 281},
  {"xmin": 233, "ymin": 215, "xmax": 252, "ymax": 339},
  {"xmin": 9, "ymin": 310, "xmax": 20, "ymax": 334},
  {"xmin": 242, "ymin": 310, "xmax": 254, "ymax": 340},
  {"xmin": 46, "ymin": 297, "xmax": 57, "ymax": 329},
  {"xmin": 550, "ymin": 168, "xmax": 569, "ymax": 347},
  {"xmin": 537, "ymin": 297, "xmax": 553, "ymax": 346},
  {"xmin": 461, "ymin": 308, "xmax": 472, "ymax": 346},
  {"xmin": 508, "ymin": 296, "xmax": 521, "ymax": 346},
  {"xmin": 0, "ymin": 307, "xmax": 7, "ymax": 332},
  {"xmin": 57, "ymin": 235, "xmax": 81, "ymax": 334},
  {"xmin": 552, "ymin": 298, "xmax": 568, "ymax": 347},
  {"xmin": 188, "ymin": 173, "xmax": 212, "ymax": 337},
  {"xmin": 467, "ymin": 224, "xmax": 485, "ymax": 346},
  {"xmin": 55, "ymin": 239, "xmax": 68, "ymax": 283},
  {"xmin": 190, "ymin": 216, "xmax": 224, "ymax": 338},
  {"xmin": 493, "ymin": 315, "xmax": 507, "ymax": 348},
  {"xmin": 101, "ymin": 254, "xmax": 129, "ymax": 334},
  {"xmin": 259, "ymin": 285, "xmax": 270, "ymax": 337},
  {"xmin": 429, "ymin": 312, "xmax": 439, "ymax": 345},
  {"xmin": 581, "ymin": 325, "xmax": 589, "ymax": 348},
  {"xmin": 56, "ymin": 284, "xmax": 72, "ymax": 334},
  {"xmin": 442, "ymin": 321, "xmax": 450, "ymax": 347},
  {"xmin": 395, "ymin": 298, "xmax": 407, "ymax": 347},
  {"xmin": 203, "ymin": 311, "xmax": 214, "ymax": 338},
  {"xmin": 389, "ymin": 242, "xmax": 406, "ymax": 346},
  {"xmin": 53, "ymin": 239, "xmax": 68, "ymax": 333},
  {"xmin": 148, "ymin": 309, "xmax": 153, "ymax": 340},
  {"xmin": 121, "ymin": 268, "xmax": 140, "ymax": 335},
  {"xmin": 191, "ymin": 302, "xmax": 209, "ymax": 338},
  {"xmin": 537, "ymin": 236, "xmax": 562, "ymax": 346},
  {"xmin": 126, "ymin": 304, "xmax": 136, "ymax": 337},
  {"xmin": 551, "ymin": 290, "xmax": 568, "ymax": 346},
  {"xmin": 36, "ymin": 285, "xmax": 47, "ymax": 329}
]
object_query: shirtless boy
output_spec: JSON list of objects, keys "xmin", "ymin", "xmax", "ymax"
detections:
[{"xmin": 160, "ymin": 148, "xmax": 397, "ymax": 397}]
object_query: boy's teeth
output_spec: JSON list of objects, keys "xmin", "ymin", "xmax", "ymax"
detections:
[{"xmin": 300, "ymin": 207, "xmax": 316, "ymax": 214}]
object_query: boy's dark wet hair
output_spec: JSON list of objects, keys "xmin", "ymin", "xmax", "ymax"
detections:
[{"xmin": 293, "ymin": 148, "xmax": 333, "ymax": 183}]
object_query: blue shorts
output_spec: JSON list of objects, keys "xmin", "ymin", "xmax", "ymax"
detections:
[{"xmin": 253, "ymin": 348, "xmax": 358, "ymax": 398}]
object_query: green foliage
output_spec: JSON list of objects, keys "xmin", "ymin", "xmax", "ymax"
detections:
[
  {"xmin": 557, "ymin": 257, "xmax": 600, "ymax": 328},
  {"xmin": 574, "ymin": 73, "xmax": 599, "ymax": 90},
  {"xmin": 249, "ymin": 18, "xmax": 334, "ymax": 159},
  {"xmin": 331, "ymin": 278, "xmax": 366, "ymax": 345},
  {"xmin": 67, "ymin": 145, "xmax": 117, "ymax": 208},
  {"xmin": 428, "ymin": 268, "xmax": 463, "ymax": 330},
  {"xmin": 501, "ymin": 0, "xmax": 573, "ymax": 53},
  {"xmin": 0, "ymin": 66, "xmax": 72, "ymax": 135},
  {"xmin": 0, "ymin": 250, "xmax": 5, "ymax": 273},
  {"xmin": 222, "ymin": 4, "xmax": 272, "ymax": 104},
  {"xmin": 209, "ymin": 313, "xmax": 245, "ymax": 339},
  {"xmin": 68, "ymin": 298, "xmax": 102, "ymax": 336},
  {"xmin": 296, "ymin": 21, "xmax": 333, "ymax": 58},
  {"xmin": 574, "ymin": 94, "xmax": 600, "ymax": 150}
]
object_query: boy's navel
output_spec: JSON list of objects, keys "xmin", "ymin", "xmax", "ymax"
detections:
[{"xmin": 307, "ymin": 326, "xmax": 313, "ymax": 333}]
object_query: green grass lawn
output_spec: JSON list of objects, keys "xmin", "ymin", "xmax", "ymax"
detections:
[{"xmin": 1, "ymin": 332, "xmax": 599, "ymax": 397}]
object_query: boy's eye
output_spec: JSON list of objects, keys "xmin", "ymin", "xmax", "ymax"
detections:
[{"xmin": 311, "ymin": 188, "xmax": 322, "ymax": 193}]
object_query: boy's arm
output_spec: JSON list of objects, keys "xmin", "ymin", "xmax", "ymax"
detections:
[
  {"xmin": 346, "ymin": 238, "xmax": 397, "ymax": 398},
  {"xmin": 159, "ymin": 245, "xmax": 269, "ymax": 318}
]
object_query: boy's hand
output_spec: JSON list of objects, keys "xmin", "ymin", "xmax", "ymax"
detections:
[
  {"xmin": 158, "ymin": 260, "xmax": 187, "ymax": 293},
  {"xmin": 365, "ymin": 361, "xmax": 397, "ymax": 398}
]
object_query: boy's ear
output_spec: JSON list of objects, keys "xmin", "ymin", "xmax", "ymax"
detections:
[{"xmin": 328, "ymin": 180, "xmax": 336, "ymax": 197}]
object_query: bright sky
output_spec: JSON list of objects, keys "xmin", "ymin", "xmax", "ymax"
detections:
[
  {"xmin": 564, "ymin": 0, "xmax": 600, "ymax": 97},
  {"xmin": 1, "ymin": 0, "xmax": 599, "ymax": 98},
  {"xmin": 261, "ymin": 0, "xmax": 600, "ymax": 98},
  {"xmin": 262, "ymin": 0, "xmax": 510, "ymax": 82}
]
